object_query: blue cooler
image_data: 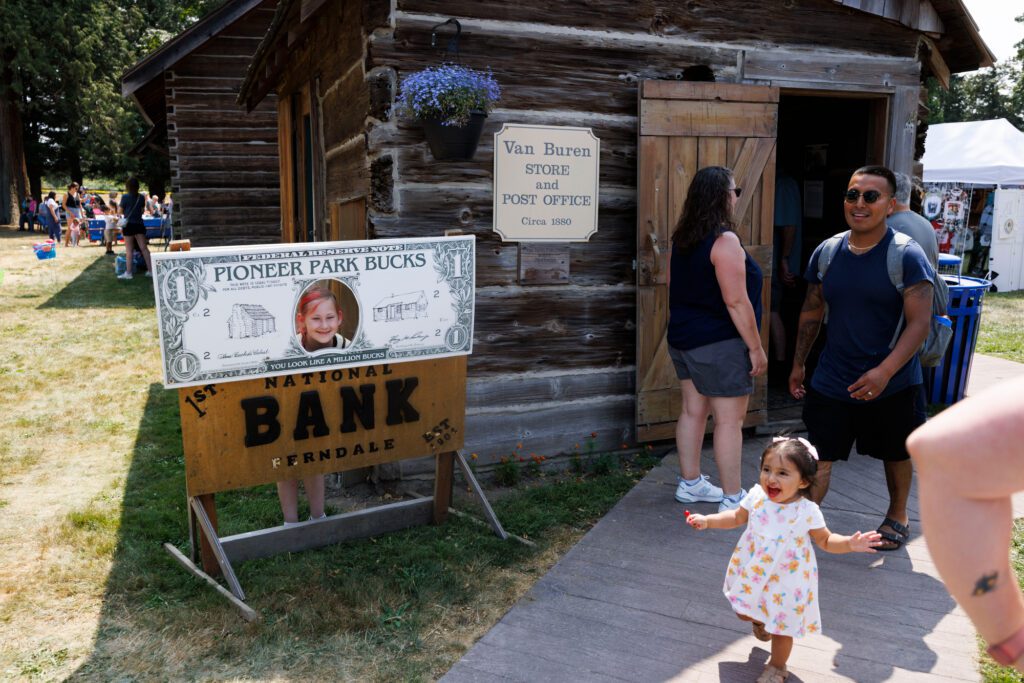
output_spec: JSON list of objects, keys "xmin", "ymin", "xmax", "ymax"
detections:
[
  {"xmin": 88, "ymin": 219, "xmax": 106, "ymax": 242},
  {"xmin": 33, "ymin": 241, "xmax": 57, "ymax": 260},
  {"xmin": 114, "ymin": 253, "xmax": 148, "ymax": 275}
]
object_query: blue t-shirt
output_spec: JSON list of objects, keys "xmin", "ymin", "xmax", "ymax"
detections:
[
  {"xmin": 119, "ymin": 192, "xmax": 145, "ymax": 227},
  {"xmin": 669, "ymin": 231, "xmax": 763, "ymax": 351},
  {"xmin": 804, "ymin": 228, "xmax": 933, "ymax": 402}
]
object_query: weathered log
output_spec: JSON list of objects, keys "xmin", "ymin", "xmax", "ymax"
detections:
[
  {"xmin": 469, "ymin": 285, "xmax": 636, "ymax": 374},
  {"xmin": 394, "ymin": 0, "xmax": 918, "ymax": 56}
]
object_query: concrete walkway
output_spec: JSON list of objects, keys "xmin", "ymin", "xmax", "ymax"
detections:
[{"xmin": 443, "ymin": 355, "xmax": 1024, "ymax": 682}]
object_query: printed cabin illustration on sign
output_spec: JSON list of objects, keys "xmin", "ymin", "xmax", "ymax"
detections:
[
  {"xmin": 228, "ymin": 303, "xmax": 276, "ymax": 339},
  {"xmin": 374, "ymin": 291, "xmax": 429, "ymax": 322}
]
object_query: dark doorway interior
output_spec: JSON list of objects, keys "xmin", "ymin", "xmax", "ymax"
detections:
[{"xmin": 767, "ymin": 93, "xmax": 886, "ymax": 416}]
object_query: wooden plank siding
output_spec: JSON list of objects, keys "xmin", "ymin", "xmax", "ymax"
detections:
[
  {"xmin": 352, "ymin": 0, "xmax": 925, "ymax": 461},
  {"xmin": 230, "ymin": 0, "xmax": 929, "ymax": 464},
  {"xmin": 165, "ymin": 3, "xmax": 281, "ymax": 246}
]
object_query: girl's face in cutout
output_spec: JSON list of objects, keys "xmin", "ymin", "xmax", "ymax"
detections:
[
  {"xmin": 759, "ymin": 451, "xmax": 809, "ymax": 504},
  {"xmin": 301, "ymin": 298, "xmax": 341, "ymax": 350}
]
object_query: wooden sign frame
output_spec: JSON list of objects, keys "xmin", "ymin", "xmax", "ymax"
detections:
[{"xmin": 164, "ymin": 357, "xmax": 506, "ymax": 619}]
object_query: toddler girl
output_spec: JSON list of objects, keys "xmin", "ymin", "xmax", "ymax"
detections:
[{"xmin": 687, "ymin": 437, "xmax": 883, "ymax": 683}]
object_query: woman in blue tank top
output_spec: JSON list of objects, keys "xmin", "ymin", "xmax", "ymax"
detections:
[{"xmin": 667, "ymin": 166, "xmax": 767, "ymax": 514}]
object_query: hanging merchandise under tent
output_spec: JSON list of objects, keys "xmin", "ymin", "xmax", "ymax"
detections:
[{"xmin": 922, "ymin": 118, "xmax": 1024, "ymax": 292}]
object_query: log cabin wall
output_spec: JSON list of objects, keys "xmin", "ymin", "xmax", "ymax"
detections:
[
  {"xmin": 275, "ymin": 0, "xmax": 374, "ymax": 238},
  {"xmin": 351, "ymin": 0, "xmax": 927, "ymax": 471},
  {"xmin": 240, "ymin": 0, "xmax": 934, "ymax": 473},
  {"xmin": 166, "ymin": 2, "xmax": 280, "ymax": 245}
]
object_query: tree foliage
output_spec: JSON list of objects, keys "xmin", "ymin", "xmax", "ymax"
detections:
[
  {"xmin": 926, "ymin": 14, "xmax": 1024, "ymax": 129},
  {"xmin": 0, "ymin": 0, "xmax": 225, "ymax": 190}
]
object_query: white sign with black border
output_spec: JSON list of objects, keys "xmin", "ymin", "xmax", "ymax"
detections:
[{"xmin": 493, "ymin": 124, "xmax": 600, "ymax": 242}]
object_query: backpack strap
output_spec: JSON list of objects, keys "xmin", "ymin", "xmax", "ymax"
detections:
[
  {"xmin": 886, "ymin": 229, "xmax": 925, "ymax": 350},
  {"xmin": 816, "ymin": 231, "xmax": 848, "ymax": 282},
  {"xmin": 816, "ymin": 231, "xmax": 848, "ymax": 324}
]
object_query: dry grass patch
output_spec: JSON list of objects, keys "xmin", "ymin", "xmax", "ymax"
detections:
[{"xmin": 0, "ymin": 231, "xmax": 656, "ymax": 681}]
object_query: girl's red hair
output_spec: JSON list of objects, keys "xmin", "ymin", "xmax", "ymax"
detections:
[{"xmin": 296, "ymin": 286, "xmax": 341, "ymax": 325}]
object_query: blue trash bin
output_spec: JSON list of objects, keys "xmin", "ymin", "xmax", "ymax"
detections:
[{"xmin": 923, "ymin": 275, "xmax": 991, "ymax": 405}]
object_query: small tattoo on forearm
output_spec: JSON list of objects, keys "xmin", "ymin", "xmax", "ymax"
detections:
[{"xmin": 973, "ymin": 572, "xmax": 998, "ymax": 595}]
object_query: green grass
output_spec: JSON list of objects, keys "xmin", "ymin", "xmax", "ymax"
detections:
[
  {"xmin": 0, "ymin": 230, "xmax": 657, "ymax": 680},
  {"xmin": 977, "ymin": 291, "xmax": 1024, "ymax": 363},
  {"xmin": 72, "ymin": 455, "xmax": 651, "ymax": 681}
]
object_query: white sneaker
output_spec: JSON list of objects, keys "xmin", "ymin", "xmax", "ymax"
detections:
[
  {"xmin": 144, "ymin": 271, "xmax": 152, "ymax": 278},
  {"xmin": 719, "ymin": 489, "xmax": 748, "ymax": 513},
  {"xmin": 117, "ymin": 272, "xmax": 133, "ymax": 280},
  {"xmin": 675, "ymin": 475, "xmax": 724, "ymax": 503}
]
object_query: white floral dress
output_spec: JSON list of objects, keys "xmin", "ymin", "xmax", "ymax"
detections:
[{"xmin": 722, "ymin": 484, "xmax": 825, "ymax": 637}]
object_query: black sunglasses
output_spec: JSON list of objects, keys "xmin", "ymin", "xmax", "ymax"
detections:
[
  {"xmin": 731, "ymin": 187, "xmax": 743, "ymax": 198},
  {"xmin": 844, "ymin": 189, "xmax": 888, "ymax": 204}
]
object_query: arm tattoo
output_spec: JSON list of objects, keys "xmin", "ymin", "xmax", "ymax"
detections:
[
  {"xmin": 904, "ymin": 281, "xmax": 933, "ymax": 303},
  {"xmin": 973, "ymin": 571, "xmax": 999, "ymax": 595},
  {"xmin": 802, "ymin": 284, "xmax": 824, "ymax": 312},
  {"xmin": 793, "ymin": 319, "xmax": 821, "ymax": 366}
]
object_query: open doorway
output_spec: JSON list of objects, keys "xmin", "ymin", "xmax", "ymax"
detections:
[{"xmin": 766, "ymin": 92, "xmax": 889, "ymax": 418}]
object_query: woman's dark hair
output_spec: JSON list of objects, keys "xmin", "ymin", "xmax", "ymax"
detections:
[
  {"xmin": 126, "ymin": 176, "xmax": 140, "ymax": 193},
  {"xmin": 761, "ymin": 437, "xmax": 818, "ymax": 499},
  {"xmin": 47, "ymin": 191, "xmax": 56, "ymax": 200},
  {"xmin": 670, "ymin": 166, "xmax": 736, "ymax": 252},
  {"xmin": 852, "ymin": 165, "xmax": 897, "ymax": 195}
]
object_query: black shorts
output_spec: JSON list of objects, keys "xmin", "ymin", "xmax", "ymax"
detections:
[
  {"xmin": 122, "ymin": 223, "xmax": 146, "ymax": 237},
  {"xmin": 802, "ymin": 385, "xmax": 924, "ymax": 462}
]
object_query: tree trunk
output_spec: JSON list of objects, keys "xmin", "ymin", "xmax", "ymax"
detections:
[{"xmin": 0, "ymin": 89, "xmax": 29, "ymax": 226}]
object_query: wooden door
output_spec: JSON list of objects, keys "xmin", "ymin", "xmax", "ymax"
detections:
[{"xmin": 636, "ymin": 82, "xmax": 778, "ymax": 441}]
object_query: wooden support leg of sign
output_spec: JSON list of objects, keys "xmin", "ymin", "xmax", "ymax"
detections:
[
  {"xmin": 455, "ymin": 450, "xmax": 508, "ymax": 540},
  {"xmin": 433, "ymin": 450, "xmax": 454, "ymax": 525},
  {"xmin": 164, "ymin": 543, "xmax": 259, "ymax": 622},
  {"xmin": 188, "ymin": 496, "xmax": 246, "ymax": 601},
  {"xmin": 190, "ymin": 493, "xmax": 219, "ymax": 575}
]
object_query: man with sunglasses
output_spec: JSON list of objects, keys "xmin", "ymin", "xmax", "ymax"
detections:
[{"xmin": 789, "ymin": 165, "xmax": 936, "ymax": 552}]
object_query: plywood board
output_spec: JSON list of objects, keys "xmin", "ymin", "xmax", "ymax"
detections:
[{"xmin": 180, "ymin": 357, "xmax": 466, "ymax": 496}]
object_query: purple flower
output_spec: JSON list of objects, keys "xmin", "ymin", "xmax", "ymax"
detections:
[{"xmin": 395, "ymin": 64, "xmax": 501, "ymax": 126}]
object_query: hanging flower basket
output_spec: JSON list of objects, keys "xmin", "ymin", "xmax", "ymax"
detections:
[
  {"xmin": 395, "ymin": 64, "xmax": 500, "ymax": 161},
  {"xmin": 420, "ymin": 110, "xmax": 487, "ymax": 160}
]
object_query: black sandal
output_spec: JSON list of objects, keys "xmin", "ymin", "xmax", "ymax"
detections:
[{"xmin": 876, "ymin": 516, "xmax": 910, "ymax": 551}]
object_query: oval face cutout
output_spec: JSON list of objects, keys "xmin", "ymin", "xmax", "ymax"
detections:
[{"xmin": 295, "ymin": 279, "xmax": 360, "ymax": 353}]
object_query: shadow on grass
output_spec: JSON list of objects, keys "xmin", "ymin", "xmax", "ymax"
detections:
[
  {"xmin": 68, "ymin": 381, "xmax": 613, "ymax": 680},
  {"xmin": 39, "ymin": 250, "xmax": 154, "ymax": 310}
]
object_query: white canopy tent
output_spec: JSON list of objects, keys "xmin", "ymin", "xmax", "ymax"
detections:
[
  {"xmin": 922, "ymin": 118, "xmax": 1024, "ymax": 186},
  {"xmin": 922, "ymin": 119, "xmax": 1024, "ymax": 291}
]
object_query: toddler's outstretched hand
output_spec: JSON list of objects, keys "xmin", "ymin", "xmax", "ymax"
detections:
[
  {"xmin": 848, "ymin": 530, "xmax": 884, "ymax": 553},
  {"xmin": 687, "ymin": 513, "xmax": 708, "ymax": 530}
]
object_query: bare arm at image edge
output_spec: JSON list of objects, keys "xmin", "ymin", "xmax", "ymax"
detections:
[{"xmin": 907, "ymin": 376, "xmax": 1024, "ymax": 670}]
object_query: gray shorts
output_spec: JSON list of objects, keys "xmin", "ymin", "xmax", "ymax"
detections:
[{"xmin": 668, "ymin": 337, "xmax": 754, "ymax": 397}]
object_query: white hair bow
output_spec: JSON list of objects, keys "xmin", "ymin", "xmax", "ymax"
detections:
[{"xmin": 772, "ymin": 436, "xmax": 819, "ymax": 461}]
